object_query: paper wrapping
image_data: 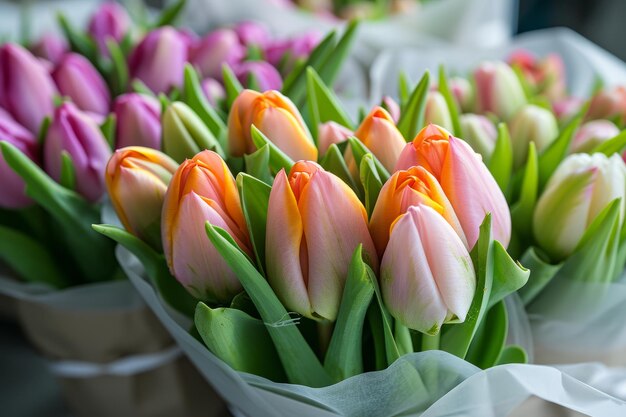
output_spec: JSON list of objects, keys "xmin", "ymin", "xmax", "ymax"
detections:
[
  {"xmin": 118, "ymin": 247, "xmax": 626, "ymax": 416},
  {"xmin": 0, "ymin": 276, "xmax": 227, "ymax": 417}
]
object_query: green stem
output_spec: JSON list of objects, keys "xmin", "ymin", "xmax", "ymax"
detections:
[
  {"xmin": 317, "ymin": 320, "xmax": 334, "ymax": 359},
  {"xmin": 421, "ymin": 332, "xmax": 441, "ymax": 352}
]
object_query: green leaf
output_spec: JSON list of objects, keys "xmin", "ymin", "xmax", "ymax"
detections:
[
  {"xmin": 440, "ymin": 215, "xmax": 494, "ymax": 359},
  {"xmin": 394, "ymin": 321, "xmax": 413, "ymax": 356},
  {"xmin": 132, "ymin": 79, "xmax": 156, "ymax": 96},
  {"xmin": 366, "ymin": 265, "xmax": 401, "ymax": 366},
  {"xmin": 0, "ymin": 225, "xmax": 68, "ymax": 288},
  {"xmin": 320, "ymin": 143, "xmax": 360, "ymax": 195},
  {"xmin": 1, "ymin": 142, "xmax": 116, "ymax": 282},
  {"xmin": 106, "ymin": 39, "xmax": 129, "ymax": 96},
  {"xmin": 182, "ymin": 65, "xmax": 227, "ymax": 142},
  {"xmin": 489, "ymin": 241, "xmax": 529, "ymax": 309},
  {"xmin": 243, "ymin": 145, "xmax": 272, "ymax": 185},
  {"xmin": 397, "ymin": 71, "xmax": 430, "ymax": 140},
  {"xmin": 250, "ymin": 125, "xmax": 295, "ymax": 173},
  {"xmin": 151, "ymin": 0, "xmax": 187, "ymax": 27},
  {"xmin": 92, "ymin": 224, "xmax": 197, "ymax": 317},
  {"xmin": 222, "ymin": 64, "xmax": 244, "ymax": 109},
  {"xmin": 316, "ymin": 20, "xmax": 359, "ymax": 88},
  {"xmin": 324, "ymin": 245, "xmax": 374, "ymax": 382},
  {"xmin": 57, "ymin": 13, "xmax": 98, "ymax": 64},
  {"xmin": 398, "ymin": 72, "xmax": 410, "ymax": 107},
  {"xmin": 488, "ymin": 123, "xmax": 513, "ymax": 194},
  {"xmin": 348, "ymin": 136, "xmax": 390, "ymax": 182},
  {"xmin": 100, "ymin": 114, "xmax": 116, "ymax": 149},
  {"xmin": 517, "ymin": 247, "xmax": 562, "ymax": 305},
  {"xmin": 306, "ymin": 67, "xmax": 354, "ymax": 139},
  {"xmin": 495, "ymin": 345, "xmax": 528, "ymax": 365},
  {"xmin": 237, "ymin": 173, "xmax": 271, "ymax": 275},
  {"xmin": 465, "ymin": 301, "xmax": 507, "ymax": 369},
  {"xmin": 360, "ymin": 154, "xmax": 383, "ymax": 216},
  {"xmin": 510, "ymin": 142, "xmax": 538, "ymax": 241},
  {"xmin": 59, "ymin": 151, "xmax": 76, "ymax": 191},
  {"xmin": 204, "ymin": 223, "xmax": 331, "ymax": 387},
  {"xmin": 195, "ymin": 303, "xmax": 286, "ymax": 381},
  {"xmin": 590, "ymin": 129, "xmax": 626, "ymax": 156},
  {"xmin": 537, "ymin": 116, "xmax": 581, "ymax": 191},
  {"xmin": 438, "ymin": 65, "xmax": 461, "ymax": 136},
  {"xmin": 37, "ymin": 116, "xmax": 51, "ymax": 146}
]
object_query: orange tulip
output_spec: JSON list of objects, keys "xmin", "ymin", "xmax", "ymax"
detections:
[
  {"xmin": 227, "ymin": 89, "xmax": 317, "ymax": 161},
  {"xmin": 162, "ymin": 150, "xmax": 252, "ymax": 303}
]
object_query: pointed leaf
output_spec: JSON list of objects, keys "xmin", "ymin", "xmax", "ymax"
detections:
[
  {"xmin": 510, "ymin": 142, "xmax": 538, "ymax": 241},
  {"xmin": 320, "ymin": 143, "xmax": 360, "ymax": 194},
  {"xmin": 366, "ymin": 265, "xmax": 401, "ymax": 366},
  {"xmin": 348, "ymin": 136, "xmax": 390, "ymax": 182},
  {"xmin": 465, "ymin": 301, "xmax": 507, "ymax": 369},
  {"xmin": 106, "ymin": 39, "xmax": 129, "ymax": 96},
  {"xmin": 100, "ymin": 114, "xmax": 116, "ymax": 149},
  {"xmin": 237, "ymin": 173, "xmax": 271, "ymax": 275},
  {"xmin": 518, "ymin": 247, "xmax": 562, "ymax": 305},
  {"xmin": 182, "ymin": 65, "xmax": 227, "ymax": 141},
  {"xmin": 151, "ymin": 0, "xmax": 187, "ymax": 27},
  {"xmin": 306, "ymin": 67, "xmax": 353, "ymax": 139},
  {"xmin": 250, "ymin": 125, "xmax": 295, "ymax": 173},
  {"xmin": 222, "ymin": 64, "xmax": 244, "ymax": 109},
  {"xmin": 538, "ymin": 116, "xmax": 581, "ymax": 191},
  {"xmin": 397, "ymin": 71, "xmax": 430, "ymax": 140},
  {"xmin": 243, "ymin": 145, "xmax": 272, "ymax": 185},
  {"xmin": 438, "ymin": 65, "xmax": 461, "ymax": 136},
  {"xmin": 489, "ymin": 242, "xmax": 529, "ymax": 308},
  {"xmin": 496, "ymin": 345, "xmax": 528, "ymax": 365},
  {"xmin": 360, "ymin": 154, "xmax": 383, "ymax": 216},
  {"xmin": 591, "ymin": 129, "xmax": 626, "ymax": 156},
  {"xmin": 488, "ymin": 123, "xmax": 513, "ymax": 194}
]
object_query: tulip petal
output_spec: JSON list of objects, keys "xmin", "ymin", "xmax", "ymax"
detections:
[{"xmin": 256, "ymin": 106, "xmax": 318, "ymax": 161}]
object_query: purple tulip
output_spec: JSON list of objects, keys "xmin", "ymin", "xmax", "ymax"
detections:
[
  {"xmin": 234, "ymin": 21, "xmax": 270, "ymax": 49},
  {"xmin": 0, "ymin": 109, "xmax": 39, "ymax": 208},
  {"xmin": 52, "ymin": 53, "xmax": 111, "ymax": 115},
  {"xmin": 235, "ymin": 61, "xmax": 283, "ymax": 91},
  {"xmin": 87, "ymin": 1, "xmax": 131, "ymax": 56},
  {"xmin": 266, "ymin": 31, "xmax": 320, "ymax": 70},
  {"xmin": 0, "ymin": 43, "xmax": 57, "ymax": 134},
  {"xmin": 44, "ymin": 103, "xmax": 111, "ymax": 202},
  {"xmin": 189, "ymin": 29, "xmax": 245, "ymax": 80},
  {"xmin": 113, "ymin": 93, "xmax": 161, "ymax": 149},
  {"xmin": 201, "ymin": 78, "xmax": 225, "ymax": 106},
  {"xmin": 31, "ymin": 34, "xmax": 68, "ymax": 65},
  {"xmin": 129, "ymin": 27, "xmax": 188, "ymax": 94}
]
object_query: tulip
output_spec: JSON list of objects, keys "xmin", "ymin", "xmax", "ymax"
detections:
[
  {"xmin": 0, "ymin": 110, "xmax": 39, "ymax": 208},
  {"xmin": 424, "ymin": 91, "xmax": 454, "ymax": 133},
  {"xmin": 106, "ymin": 147, "xmax": 178, "ymax": 249},
  {"xmin": 369, "ymin": 166, "xmax": 466, "ymax": 256},
  {"xmin": 509, "ymin": 104, "xmax": 559, "ymax": 168},
  {"xmin": 586, "ymin": 87, "xmax": 626, "ymax": 123},
  {"xmin": 52, "ymin": 53, "xmax": 111, "ymax": 115},
  {"xmin": 553, "ymin": 96, "xmax": 584, "ymax": 124},
  {"xmin": 113, "ymin": 93, "xmax": 161, "ymax": 150},
  {"xmin": 571, "ymin": 120, "xmax": 620, "ymax": 154},
  {"xmin": 44, "ymin": 103, "xmax": 111, "ymax": 202},
  {"xmin": 459, "ymin": 114, "xmax": 497, "ymax": 161},
  {"xmin": 396, "ymin": 124, "xmax": 511, "ymax": 248},
  {"xmin": 87, "ymin": 1, "xmax": 131, "ymax": 56},
  {"xmin": 0, "ymin": 43, "xmax": 56, "ymax": 134},
  {"xmin": 508, "ymin": 51, "xmax": 566, "ymax": 100},
  {"xmin": 162, "ymin": 101, "xmax": 222, "ymax": 163},
  {"xmin": 265, "ymin": 32, "xmax": 320, "ymax": 71},
  {"xmin": 382, "ymin": 96, "xmax": 400, "ymax": 123},
  {"xmin": 381, "ymin": 205, "xmax": 475, "ymax": 335},
  {"xmin": 31, "ymin": 34, "xmax": 68, "ymax": 65},
  {"xmin": 317, "ymin": 121, "xmax": 352, "ymax": 156},
  {"xmin": 201, "ymin": 78, "xmax": 225, "ymax": 106},
  {"xmin": 350, "ymin": 107, "xmax": 406, "ymax": 173},
  {"xmin": 234, "ymin": 21, "xmax": 270, "ymax": 49},
  {"xmin": 129, "ymin": 27, "xmax": 188, "ymax": 94},
  {"xmin": 235, "ymin": 61, "xmax": 283, "ymax": 91},
  {"xmin": 266, "ymin": 161, "xmax": 378, "ymax": 321},
  {"xmin": 189, "ymin": 29, "xmax": 245, "ymax": 80},
  {"xmin": 474, "ymin": 61, "xmax": 527, "ymax": 121},
  {"xmin": 533, "ymin": 153, "xmax": 626, "ymax": 260},
  {"xmin": 228, "ymin": 89, "xmax": 317, "ymax": 161},
  {"xmin": 162, "ymin": 150, "xmax": 252, "ymax": 302},
  {"xmin": 449, "ymin": 76, "xmax": 474, "ymax": 113}
]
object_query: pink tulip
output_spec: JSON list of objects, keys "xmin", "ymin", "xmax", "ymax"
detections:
[
  {"xmin": 571, "ymin": 120, "xmax": 620, "ymax": 154},
  {"xmin": 449, "ymin": 76, "xmax": 474, "ymax": 113},
  {"xmin": 396, "ymin": 124, "xmax": 511, "ymax": 248},
  {"xmin": 52, "ymin": 53, "xmax": 111, "ymax": 115},
  {"xmin": 129, "ymin": 27, "xmax": 188, "ymax": 93},
  {"xmin": 0, "ymin": 43, "xmax": 57, "ymax": 134},
  {"xmin": 474, "ymin": 61, "xmax": 527, "ymax": 121},
  {"xmin": 189, "ymin": 29, "xmax": 245, "ymax": 80},
  {"xmin": 87, "ymin": 1, "xmax": 131, "ymax": 56},
  {"xmin": 508, "ymin": 50, "xmax": 566, "ymax": 100},
  {"xmin": 266, "ymin": 161, "xmax": 378, "ymax": 321},
  {"xmin": 0, "ymin": 110, "xmax": 39, "ymax": 208},
  {"xmin": 317, "ymin": 121, "xmax": 352, "ymax": 156},
  {"xmin": 586, "ymin": 87, "xmax": 626, "ymax": 124},
  {"xmin": 44, "ymin": 103, "xmax": 111, "ymax": 202},
  {"xmin": 201, "ymin": 78, "xmax": 225, "ymax": 106},
  {"xmin": 235, "ymin": 61, "xmax": 283, "ymax": 91},
  {"xmin": 265, "ymin": 31, "xmax": 321, "ymax": 71},
  {"xmin": 31, "ymin": 34, "xmax": 68, "ymax": 65},
  {"xmin": 382, "ymin": 96, "xmax": 400, "ymax": 123},
  {"xmin": 234, "ymin": 21, "xmax": 270, "ymax": 49},
  {"xmin": 381, "ymin": 204, "xmax": 475, "ymax": 334},
  {"xmin": 113, "ymin": 93, "xmax": 161, "ymax": 149}
]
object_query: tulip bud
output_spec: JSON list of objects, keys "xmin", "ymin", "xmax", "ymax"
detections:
[
  {"xmin": 163, "ymin": 101, "xmax": 221, "ymax": 163},
  {"xmin": 87, "ymin": 1, "xmax": 131, "ymax": 56},
  {"xmin": 266, "ymin": 161, "xmax": 378, "ymax": 321},
  {"xmin": 113, "ymin": 93, "xmax": 161, "ymax": 150},
  {"xmin": 162, "ymin": 150, "xmax": 252, "ymax": 302},
  {"xmin": 381, "ymin": 205, "xmax": 475, "ymax": 335},
  {"xmin": 509, "ymin": 104, "xmax": 559, "ymax": 168},
  {"xmin": 201, "ymin": 78, "xmax": 225, "ymax": 106},
  {"xmin": 459, "ymin": 114, "xmax": 497, "ymax": 161},
  {"xmin": 106, "ymin": 147, "xmax": 178, "ymax": 249},
  {"xmin": 382, "ymin": 96, "xmax": 400, "ymax": 123},
  {"xmin": 474, "ymin": 61, "xmax": 527, "ymax": 121},
  {"xmin": 189, "ymin": 29, "xmax": 245, "ymax": 80},
  {"xmin": 533, "ymin": 153, "xmax": 626, "ymax": 260},
  {"xmin": 265, "ymin": 32, "xmax": 320, "ymax": 71},
  {"xmin": 228, "ymin": 89, "xmax": 317, "ymax": 161},
  {"xmin": 129, "ymin": 27, "xmax": 188, "ymax": 93},
  {"xmin": 586, "ymin": 87, "xmax": 626, "ymax": 123},
  {"xmin": 317, "ymin": 121, "xmax": 352, "ymax": 156},
  {"xmin": 396, "ymin": 124, "xmax": 511, "ymax": 248},
  {"xmin": 449, "ymin": 76, "xmax": 474, "ymax": 113},
  {"xmin": 508, "ymin": 51, "xmax": 566, "ymax": 101},
  {"xmin": 44, "ymin": 103, "xmax": 111, "ymax": 202},
  {"xmin": 234, "ymin": 21, "xmax": 270, "ymax": 49},
  {"xmin": 571, "ymin": 120, "xmax": 620, "ymax": 154},
  {"xmin": 369, "ymin": 166, "xmax": 467, "ymax": 256},
  {"xmin": 235, "ymin": 61, "xmax": 283, "ymax": 91},
  {"xmin": 0, "ymin": 43, "xmax": 57, "ymax": 134},
  {"xmin": 52, "ymin": 53, "xmax": 111, "ymax": 115},
  {"xmin": 424, "ymin": 91, "xmax": 454, "ymax": 133},
  {"xmin": 350, "ymin": 107, "xmax": 406, "ymax": 173},
  {"xmin": 553, "ymin": 96, "xmax": 583, "ymax": 124},
  {"xmin": 0, "ymin": 110, "xmax": 39, "ymax": 208},
  {"xmin": 31, "ymin": 34, "xmax": 68, "ymax": 65}
]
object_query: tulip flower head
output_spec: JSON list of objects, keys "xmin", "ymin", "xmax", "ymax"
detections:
[
  {"xmin": 189, "ymin": 29, "xmax": 245, "ymax": 80},
  {"xmin": 571, "ymin": 120, "xmax": 620, "ymax": 154},
  {"xmin": 162, "ymin": 150, "xmax": 252, "ymax": 303},
  {"xmin": 586, "ymin": 87, "xmax": 626, "ymax": 124},
  {"xmin": 533, "ymin": 153, "xmax": 626, "ymax": 260},
  {"xmin": 87, "ymin": 1, "xmax": 131, "ymax": 56},
  {"xmin": 228, "ymin": 89, "xmax": 317, "ymax": 161},
  {"xmin": 508, "ymin": 50, "xmax": 566, "ymax": 101},
  {"xmin": 31, "ymin": 34, "xmax": 68, "ymax": 65},
  {"xmin": 106, "ymin": 147, "xmax": 178, "ymax": 250},
  {"xmin": 459, "ymin": 114, "xmax": 497, "ymax": 161},
  {"xmin": 509, "ymin": 104, "xmax": 559, "ymax": 168},
  {"xmin": 317, "ymin": 121, "xmax": 352, "ymax": 156},
  {"xmin": 266, "ymin": 161, "xmax": 378, "ymax": 322},
  {"xmin": 163, "ymin": 101, "xmax": 221, "ymax": 163},
  {"xmin": 424, "ymin": 91, "xmax": 454, "ymax": 133},
  {"xmin": 474, "ymin": 61, "xmax": 527, "ymax": 121},
  {"xmin": 114, "ymin": 93, "xmax": 161, "ymax": 149},
  {"xmin": 201, "ymin": 78, "xmax": 226, "ymax": 106},
  {"xmin": 381, "ymin": 205, "xmax": 475, "ymax": 334},
  {"xmin": 234, "ymin": 61, "xmax": 283, "ymax": 91},
  {"xmin": 396, "ymin": 124, "xmax": 511, "ymax": 248}
]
